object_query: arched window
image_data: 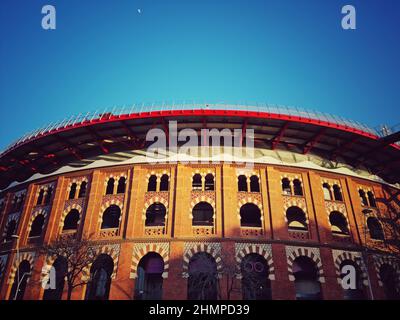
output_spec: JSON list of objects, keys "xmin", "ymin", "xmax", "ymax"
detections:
[
  {"xmin": 160, "ymin": 174, "xmax": 169, "ymax": 191},
  {"xmin": 192, "ymin": 174, "xmax": 202, "ymax": 190},
  {"xmin": 367, "ymin": 191, "xmax": 376, "ymax": 207},
  {"xmin": 37, "ymin": 189, "xmax": 44, "ymax": 205},
  {"xmin": 293, "ymin": 256, "xmax": 322, "ymax": 300},
  {"xmin": 238, "ymin": 175, "xmax": 248, "ymax": 192},
  {"xmin": 5, "ymin": 220, "xmax": 17, "ymax": 241},
  {"xmin": 329, "ymin": 211, "xmax": 349, "ymax": 235},
  {"xmin": 68, "ymin": 183, "xmax": 77, "ymax": 200},
  {"xmin": 240, "ymin": 203, "xmax": 262, "ymax": 228},
  {"xmin": 62, "ymin": 209, "xmax": 80, "ymax": 231},
  {"xmin": 282, "ymin": 178, "xmax": 291, "ymax": 195},
  {"xmin": 367, "ymin": 217, "xmax": 384, "ymax": 240},
  {"xmin": 106, "ymin": 178, "xmax": 115, "ymax": 195},
  {"xmin": 241, "ymin": 253, "xmax": 271, "ymax": 300},
  {"xmin": 44, "ymin": 187, "xmax": 53, "ymax": 205},
  {"xmin": 332, "ymin": 185, "xmax": 343, "ymax": 201},
  {"xmin": 205, "ymin": 174, "xmax": 214, "ymax": 191},
  {"xmin": 117, "ymin": 177, "xmax": 126, "ymax": 194},
  {"xmin": 147, "ymin": 175, "xmax": 157, "ymax": 192},
  {"xmin": 101, "ymin": 205, "xmax": 121, "ymax": 229},
  {"xmin": 145, "ymin": 203, "xmax": 166, "ymax": 226},
  {"xmin": 135, "ymin": 252, "xmax": 164, "ymax": 300},
  {"xmin": 293, "ymin": 179, "xmax": 303, "ymax": 196},
  {"xmin": 359, "ymin": 190, "xmax": 368, "ymax": 206},
  {"xmin": 29, "ymin": 214, "xmax": 45, "ymax": 237},
  {"xmin": 9, "ymin": 260, "xmax": 31, "ymax": 300},
  {"xmin": 78, "ymin": 181, "xmax": 87, "ymax": 198},
  {"xmin": 379, "ymin": 264, "xmax": 400, "ymax": 300},
  {"xmin": 286, "ymin": 206, "xmax": 307, "ymax": 231},
  {"xmin": 43, "ymin": 257, "xmax": 67, "ymax": 300},
  {"xmin": 188, "ymin": 252, "xmax": 218, "ymax": 300},
  {"xmin": 192, "ymin": 202, "xmax": 214, "ymax": 226},
  {"xmin": 322, "ymin": 183, "xmax": 332, "ymax": 200},
  {"xmin": 340, "ymin": 260, "xmax": 365, "ymax": 300},
  {"xmin": 85, "ymin": 254, "xmax": 114, "ymax": 300},
  {"xmin": 250, "ymin": 176, "xmax": 260, "ymax": 192}
]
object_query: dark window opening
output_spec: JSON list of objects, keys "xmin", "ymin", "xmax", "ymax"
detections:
[
  {"xmin": 78, "ymin": 181, "xmax": 87, "ymax": 198},
  {"xmin": 192, "ymin": 202, "xmax": 214, "ymax": 226},
  {"xmin": 63, "ymin": 209, "xmax": 80, "ymax": 231},
  {"xmin": 380, "ymin": 264, "xmax": 400, "ymax": 300},
  {"xmin": 85, "ymin": 254, "xmax": 114, "ymax": 300},
  {"xmin": 69, "ymin": 183, "xmax": 77, "ymax": 200},
  {"xmin": 106, "ymin": 178, "xmax": 115, "ymax": 195},
  {"xmin": 323, "ymin": 183, "xmax": 332, "ymax": 200},
  {"xmin": 367, "ymin": 191, "xmax": 376, "ymax": 207},
  {"xmin": 117, "ymin": 177, "xmax": 126, "ymax": 194},
  {"xmin": 240, "ymin": 203, "xmax": 262, "ymax": 228},
  {"xmin": 43, "ymin": 257, "xmax": 67, "ymax": 300},
  {"xmin": 333, "ymin": 185, "xmax": 343, "ymax": 201},
  {"xmin": 205, "ymin": 174, "xmax": 214, "ymax": 191},
  {"xmin": 241, "ymin": 253, "xmax": 271, "ymax": 300},
  {"xmin": 286, "ymin": 206, "xmax": 308, "ymax": 231},
  {"xmin": 293, "ymin": 179, "xmax": 303, "ymax": 196},
  {"xmin": 9, "ymin": 260, "xmax": 31, "ymax": 300},
  {"xmin": 282, "ymin": 178, "xmax": 291, "ymax": 195},
  {"xmin": 101, "ymin": 205, "xmax": 121, "ymax": 229},
  {"xmin": 5, "ymin": 220, "xmax": 17, "ymax": 242},
  {"xmin": 359, "ymin": 190, "xmax": 368, "ymax": 206},
  {"xmin": 329, "ymin": 211, "xmax": 349, "ymax": 235},
  {"xmin": 238, "ymin": 175, "xmax": 248, "ymax": 192},
  {"xmin": 188, "ymin": 252, "xmax": 218, "ymax": 300},
  {"xmin": 147, "ymin": 175, "xmax": 157, "ymax": 192},
  {"xmin": 367, "ymin": 217, "xmax": 384, "ymax": 240},
  {"xmin": 293, "ymin": 256, "xmax": 321, "ymax": 300},
  {"xmin": 145, "ymin": 203, "xmax": 166, "ymax": 226},
  {"xmin": 44, "ymin": 187, "xmax": 53, "ymax": 205},
  {"xmin": 135, "ymin": 252, "xmax": 164, "ymax": 300},
  {"xmin": 29, "ymin": 214, "xmax": 45, "ymax": 237},
  {"xmin": 250, "ymin": 176, "xmax": 260, "ymax": 192},
  {"xmin": 192, "ymin": 174, "xmax": 202, "ymax": 190},
  {"xmin": 37, "ymin": 189, "xmax": 44, "ymax": 205},
  {"xmin": 160, "ymin": 175, "xmax": 169, "ymax": 191}
]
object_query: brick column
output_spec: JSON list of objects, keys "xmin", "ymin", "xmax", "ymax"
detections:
[
  {"xmin": 163, "ymin": 241, "xmax": 186, "ymax": 299},
  {"xmin": 222, "ymin": 165, "xmax": 240, "ymax": 238},
  {"xmin": 81, "ymin": 170, "xmax": 103, "ymax": 239},
  {"xmin": 266, "ymin": 167, "xmax": 287, "ymax": 240},
  {"xmin": 43, "ymin": 176, "xmax": 67, "ymax": 244},
  {"xmin": 271, "ymin": 244, "xmax": 295, "ymax": 299},
  {"xmin": 109, "ymin": 242, "xmax": 134, "ymax": 300}
]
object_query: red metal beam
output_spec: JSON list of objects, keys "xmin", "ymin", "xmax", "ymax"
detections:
[
  {"xmin": 303, "ymin": 128, "xmax": 326, "ymax": 155},
  {"xmin": 271, "ymin": 122, "xmax": 289, "ymax": 150},
  {"xmin": 330, "ymin": 136, "xmax": 360, "ymax": 160}
]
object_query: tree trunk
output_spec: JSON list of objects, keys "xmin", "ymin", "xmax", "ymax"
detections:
[{"xmin": 67, "ymin": 285, "xmax": 73, "ymax": 300}]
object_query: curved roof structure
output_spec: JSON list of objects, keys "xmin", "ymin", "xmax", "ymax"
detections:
[{"xmin": 0, "ymin": 103, "xmax": 399, "ymax": 190}]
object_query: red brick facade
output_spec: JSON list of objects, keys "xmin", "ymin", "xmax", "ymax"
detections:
[{"xmin": 0, "ymin": 163, "xmax": 399, "ymax": 300}]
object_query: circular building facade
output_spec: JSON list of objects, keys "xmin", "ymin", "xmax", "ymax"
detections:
[{"xmin": 0, "ymin": 104, "xmax": 399, "ymax": 300}]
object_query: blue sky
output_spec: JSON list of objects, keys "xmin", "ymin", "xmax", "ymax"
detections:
[{"xmin": 0, "ymin": 0, "xmax": 399, "ymax": 150}]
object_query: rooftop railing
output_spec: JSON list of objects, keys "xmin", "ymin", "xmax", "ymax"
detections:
[{"xmin": 1, "ymin": 102, "xmax": 396, "ymax": 155}]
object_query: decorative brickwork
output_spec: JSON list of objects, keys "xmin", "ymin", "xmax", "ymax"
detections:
[
  {"xmin": 373, "ymin": 254, "xmax": 400, "ymax": 287},
  {"xmin": 8, "ymin": 251, "xmax": 36, "ymax": 284},
  {"xmin": 82, "ymin": 244, "xmax": 121, "ymax": 281},
  {"xmin": 182, "ymin": 242, "xmax": 222, "ymax": 278},
  {"xmin": 234, "ymin": 243, "xmax": 275, "ymax": 280},
  {"xmin": 130, "ymin": 242, "xmax": 170, "ymax": 279},
  {"xmin": 285, "ymin": 246, "xmax": 325, "ymax": 283}
]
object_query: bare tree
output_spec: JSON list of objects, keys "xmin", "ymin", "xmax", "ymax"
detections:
[{"xmin": 40, "ymin": 236, "xmax": 98, "ymax": 300}]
